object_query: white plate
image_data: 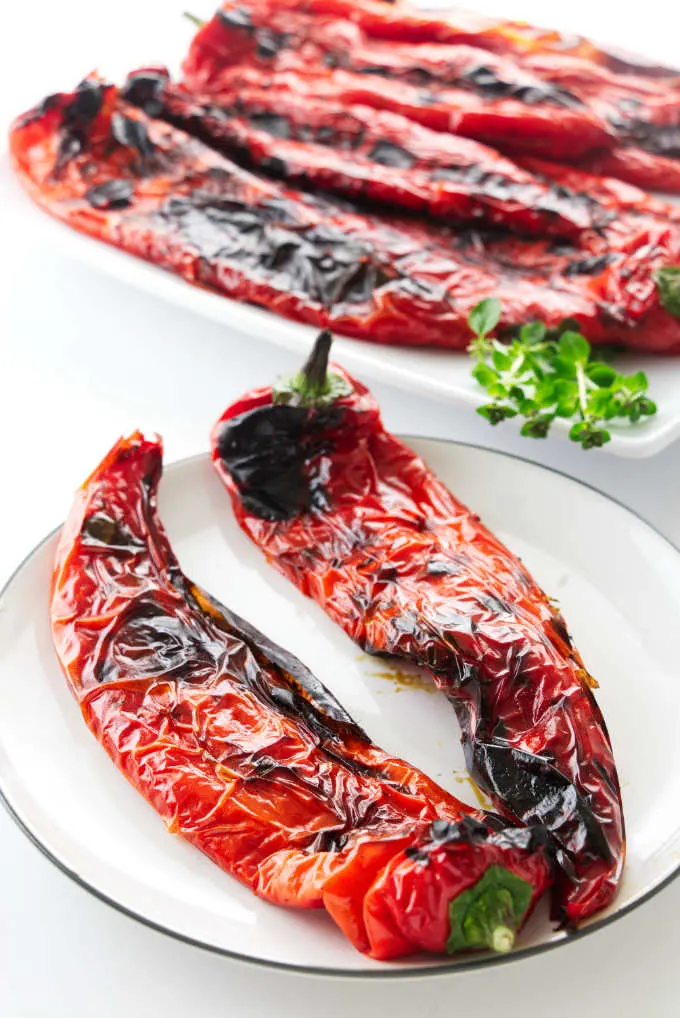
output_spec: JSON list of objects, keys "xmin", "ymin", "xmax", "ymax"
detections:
[
  {"xmin": 0, "ymin": 439, "xmax": 679, "ymax": 976},
  {"xmin": 3, "ymin": 152, "xmax": 680, "ymax": 460}
]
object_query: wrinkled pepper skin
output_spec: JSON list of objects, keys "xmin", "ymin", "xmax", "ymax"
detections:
[
  {"xmin": 50, "ymin": 431, "xmax": 553, "ymax": 960},
  {"xmin": 181, "ymin": 0, "xmax": 680, "ymax": 193},
  {"xmin": 181, "ymin": 4, "xmax": 612, "ymax": 161},
  {"xmin": 220, "ymin": 0, "xmax": 676, "ymax": 79},
  {"xmin": 211, "ymin": 360, "xmax": 625, "ymax": 924},
  {"xmin": 124, "ymin": 68, "xmax": 607, "ymax": 239},
  {"xmin": 10, "ymin": 77, "xmax": 680, "ymax": 351}
]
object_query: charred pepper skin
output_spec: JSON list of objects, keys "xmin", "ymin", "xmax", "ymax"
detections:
[
  {"xmin": 181, "ymin": 4, "xmax": 613, "ymax": 161},
  {"xmin": 50, "ymin": 431, "xmax": 553, "ymax": 960},
  {"xmin": 211, "ymin": 348, "xmax": 625, "ymax": 924},
  {"xmin": 181, "ymin": 0, "xmax": 680, "ymax": 193},
  {"xmin": 124, "ymin": 67, "xmax": 607, "ymax": 239},
  {"xmin": 10, "ymin": 77, "xmax": 680, "ymax": 351},
  {"xmin": 214, "ymin": 0, "xmax": 677, "ymax": 79}
]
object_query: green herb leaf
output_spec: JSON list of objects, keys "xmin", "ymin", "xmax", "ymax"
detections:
[
  {"xmin": 467, "ymin": 302, "xmax": 657, "ymax": 450},
  {"xmin": 520, "ymin": 415, "xmax": 554, "ymax": 439},
  {"xmin": 468, "ymin": 298, "xmax": 502, "ymax": 339},
  {"xmin": 558, "ymin": 330, "xmax": 590, "ymax": 364},
  {"xmin": 477, "ymin": 403, "xmax": 518, "ymax": 425},
  {"xmin": 492, "ymin": 348, "xmax": 513, "ymax": 372},
  {"xmin": 587, "ymin": 363, "xmax": 617, "ymax": 387},
  {"xmin": 447, "ymin": 866, "xmax": 533, "ymax": 955},
  {"xmin": 654, "ymin": 266, "xmax": 680, "ymax": 319},
  {"xmin": 519, "ymin": 321, "xmax": 547, "ymax": 347},
  {"xmin": 622, "ymin": 370, "xmax": 648, "ymax": 393},
  {"xmin": 471, "ymin": 362, "xmax": 498, "ymax": 388}
]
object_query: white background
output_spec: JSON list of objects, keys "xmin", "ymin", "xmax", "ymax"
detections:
[{"xmin": 1, "ymin": 1, "xmax": 680, "ymax": 1014}]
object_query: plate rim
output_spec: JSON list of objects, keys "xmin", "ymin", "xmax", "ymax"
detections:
[{"xmin": 1, "ymin": 437, "xmax": 679, "ymax": 979}]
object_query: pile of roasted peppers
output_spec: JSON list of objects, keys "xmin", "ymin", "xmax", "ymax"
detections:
[
  {"xmin": 51, "ymin": 334, "xmax": 625, "ymax": 961},
  {"xmin": 9, "ymin": 0, "xmax": 680, "ymax": 351}
]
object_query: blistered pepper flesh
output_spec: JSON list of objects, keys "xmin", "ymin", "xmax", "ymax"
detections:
[
  {"xmin": 211, "ymin": 341, "xmax": 625, "ymax": 924},
  {"xmin": 124, "ymin": 67, "xmax": 607, "ymax": 239},
  {"xmin": 180, "ymin": 0, "xmax": 680, "ymax": 192},
  {"xmin": 11, "ymin": 76, "xmax": 680, "ymax": 353},
  {"xmin": 50, "ymin": 431, "xmax": 553, "ymax": 960}
]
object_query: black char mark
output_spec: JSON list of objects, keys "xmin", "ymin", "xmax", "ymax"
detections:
[
  {"xmin": 563, "ymin": 253, "xmax": 618, "ymax": 277},
  {"xmin": 111, "ymin": 113, "xmax": 155, "ymax": 159},
  {"xmin": 85, "ymin": 179, "xmax": 134, "ymax": 210},
  {"xmin": 122, "ymin": 69, "xmax": 169, "ymax": 117},
  {"xmin": 197, "ymin": 584, "xmax": 368, "ymax": 739},
  {"xmin": 368, "ymin": 140, "xmax": 416, "ymax": 169},
  {"xmin": 470, "ymin": 741, "xmax": 612, "ymax": 864},
  {"xmin": 54, "ymin": 79, "xmax": 105, "ymax": 174},
  {"xmin": 612, "ymin": 114, "xmax": 680, "ymax": 159},
  {"xmin": 353, "ymin": 59, "xmax": 581, "ymax": 109},
  {"xmin": 217, "ymin": 6, "xmax": 254, "ymax": 30},
  {"xmin": 215, "ymin": 403, "xmax": 343, "ymax": 521},
  {"xmin": 81, "ymin": 511, "xmax": 144, "ymax": 550},
  {"xmin": 462, "ymin": 65, "xmax": 581, "ymax": 109},
  {"xmin": 157, "ymin": 189, "xmax": 394, "ymax": 306}
]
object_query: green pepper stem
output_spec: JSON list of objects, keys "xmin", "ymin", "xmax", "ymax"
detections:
[
  {"xmin": 183, "ymin": 11, "xmax": 206, "ymax": 27},
  {"xmin": 490, "ymin": 925, "xmax": 515, "ymax": 954},
  {"xmin": 300, "ymin": 329, "xmax": 333, "ymax": 396}
]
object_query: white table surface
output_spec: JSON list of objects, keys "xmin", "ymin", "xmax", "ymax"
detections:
[{"xmin": 2, "ymin": 1, "xmax": 680, "ymax": 1014}]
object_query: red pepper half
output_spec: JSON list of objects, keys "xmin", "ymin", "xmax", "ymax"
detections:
[
  {"xmin": 50, "ymin": 430, "xmax": 553, "ymax": 959},
  {"xmin": 210, "ymin": 335, "xmax": 625, "ymax": 924},
  {"xmin": 182, "ymin": 5, "xmax": 612, "ymax": 161},
  {"xmin": 187, "ymin": 0, "xmax": 680, "ymax": 79},
  {"xmin": 181, "ymin": 0, "xmax": 680, "ymax": 193},
  {"xmin": 124, "ymin": 67, "xmax": 608, "ymax": 239},
  {"xmin": 10, "ymin": 77, "xmax": 680, "ymax": 351}
]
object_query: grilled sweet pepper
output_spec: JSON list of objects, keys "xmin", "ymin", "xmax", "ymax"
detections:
[
  {"xmin": 182, "ymin": 4, "xmax": 612, "ymax": 161},
  {"xmin": 213, "ymin": 0, "xmax": 675, "ymax": 79},
  {"xmin": 50, "ymin": 431, "xmax": 553, "ymax": 960},
  {"xmin": 211, "ymin": 335, "xmax": 625, "ymax": 924},
  {"xmin": 10, "ymin": 76, "xmax": 680, "ymax": 351},
  {"xmin": 181, "ymin": 0, "xmax": 680, "ymax": 193},
  {"xmin": 124, "ymin": 67, "xmax": 607, "ymax": 239}
]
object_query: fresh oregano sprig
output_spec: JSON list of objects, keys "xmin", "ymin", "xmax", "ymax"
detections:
[{"xmin": 467, "ymin": 299, "xmax": 657, "ymax": 450}]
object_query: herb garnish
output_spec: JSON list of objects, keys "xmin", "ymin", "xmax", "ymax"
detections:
[{"xmin": 468, "ymin": 299, "xmax": 657, "ymax": 449}]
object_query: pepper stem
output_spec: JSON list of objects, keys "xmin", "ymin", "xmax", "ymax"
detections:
[
  {"xmin": 272, "ymin": 330, "xmax": 351, "ymax": 408},
  {"xmin": 183, "ymin": 11, "xmax": 206, "ymax": 27},
  {"xmin": 300, "ymin": 328, "xmax": 333, "ymax": 398},
  {"xmin": 490, "ymin": 925, "xmax": 515, "ymax": 954},
  {"xmin": 446, "ymin": 865, "xmax": 533, "ymax": 956}
]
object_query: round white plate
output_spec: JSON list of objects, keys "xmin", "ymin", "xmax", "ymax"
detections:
[{"xmin": 0, "ymin": 440, "xmax": 679, "ymax": 976}]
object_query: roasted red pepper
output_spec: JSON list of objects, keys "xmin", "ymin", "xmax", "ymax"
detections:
[
  {"xmin": 182, "ymin": 0, "xmax": 680, "ymax": 193},
  {"xmin": 211, "ymin": 335, "xmax": 625, "ymax": 924},
  {"xmin": 181, "ymin": 6, "xmax": 612, "ymax": 161},
  {"xmin": 220, "ymin": 0, "xmax": 675, "ymax": 79},
  {"xmin": 50, "ymin": 430, "xmax": 553, "ymax": 959},
  {"xmin": 576, "ymin": 145, "xmax": 680, "ymax": 194},
  {"xmin": 10, "ymin": 77, "xmax": 680, "ymax": 351},
  {"xmin": 124, "ymin": 67, "xmax": 607, "ymax": 239}
]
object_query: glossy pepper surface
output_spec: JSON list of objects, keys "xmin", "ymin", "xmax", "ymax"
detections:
[
  {"xmin": 204, "ymin": 0, "xmax": 676, "ymax": 78},
  {"xmin": 211, "ymin": 337, "xmax": 625, "ymax": 924},
  {"xmin": 11, "ymin": 76, "xmax": 680, "ymax": 351},
  {"xmin": 50, "ymin": 431, "xmax": 553, "ymax": 960},
  {"xmin": 181, "ymin": 0, "xmax": 680, "ymax": 193},
  {"xmin": 124, "ymin": 67, "xmax": 607, "ymax": 239},
  {"xmin": 181, "ymin": 3, "xmax": 612, "ymax": 161}
]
